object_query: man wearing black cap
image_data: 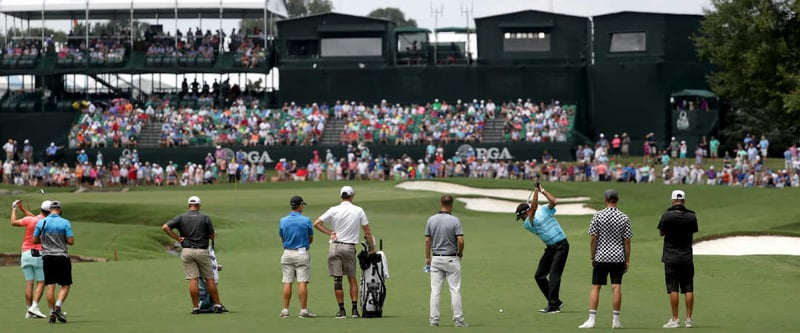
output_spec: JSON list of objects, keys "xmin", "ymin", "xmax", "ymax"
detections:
[
  {"xmin": 515, "ymin": 183, "xmax": 569, "ymax": 314},
  {"xmin": 579, "ymin": 189, "xmax": 632, "ymax": 329},
  {"xmin": 279, "ymin": 195, "xmax": 316, "ymax": 319}
]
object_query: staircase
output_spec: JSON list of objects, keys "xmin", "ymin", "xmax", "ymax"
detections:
[
  {"xmin": 482, "ymin": 118, "xmax": 505, "ymax": 143},
  {"xmin": 138, "ymin": 120, "xmax": 163, "ymax": 148},
  {"xmin": 320, "ymin": 117, "xmax": 348, "ymax": 145}
]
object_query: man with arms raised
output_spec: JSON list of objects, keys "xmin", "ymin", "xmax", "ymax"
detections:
[
  {"xmin": 314, "ymin": 186, "xmax": 375, "ymax": 319},
  {"xmin": 515, "ymin": 181, "xmax": 569, "ymax": 314},
  {"xmin": 10, "ymin": 199, "xmax": 50, "ymax": 319},
  {"xmin": 658, "ymin": 190, "xmax": 698, "ymax": 328}
]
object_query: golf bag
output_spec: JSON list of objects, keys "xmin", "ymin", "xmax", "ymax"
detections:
[
  {"xmin": 358, "ymin": 238, "xmax": 389, "ymax": 318},
  {"xmin": 197, "ymin": 241, "xmax": 222, "ymax": 313}
]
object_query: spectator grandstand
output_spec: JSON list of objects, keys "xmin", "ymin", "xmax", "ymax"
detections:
[
  {"xmin": 62, "ymin": 96, "xmax": 575, "ymax": 150},
  {"xmin": 1, "ymin": 38, "xmax": 42, "ymax": 68}
]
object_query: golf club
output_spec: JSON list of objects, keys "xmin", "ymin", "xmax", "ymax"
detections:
[
  {"xmin": 12, "ymin": 188, "xmax": 46, "ymax": 208},
  {"xmin": 527, "ymin": 176, "xmax": 540, "ymax": 204}
]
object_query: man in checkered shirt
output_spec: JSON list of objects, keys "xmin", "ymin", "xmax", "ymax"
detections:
[{"xmin": 579, "ymin": 189, "xmax": 632, "ymax": 329}]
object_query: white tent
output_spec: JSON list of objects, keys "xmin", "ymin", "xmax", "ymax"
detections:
[{"xmin": 0, "ymin": 0, "xmax": 288, "ymax": 20}]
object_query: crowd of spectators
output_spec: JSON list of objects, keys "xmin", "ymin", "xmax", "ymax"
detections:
[
  {"xmin": 59, "ymin": 32, "xmax": 128, "ymax": 63},
  {"xmin": 68, "ymin": 98, "xmax": 146, "ymax": 149},
  {"xmin": 234, "ymin": 36, "xmax": 266, "ymax": 68},
  {"xmin": 145, "ymin": 27, "xmax": 221, "ymax": 60},
  {"xmin": 335, "ymin": 99, "xmax": 485, "ymax": 146},
  {"xmin": 156, "ymin": 98, "xmax": 326, "ymax": 148},
  {"xmin": 500, "ymin": 99, "xmax": 574, "ymax": 143},
  {"xmin": 332, "ymin": 98, "xmax": 574, "ymax": 146},
  {"xmin": 2, "ymin": 39, "xmax": 42, "ymax": 58},
  {"xmin": 4, "ymin": 129, "xmax": 799, "ymax": 188},
  {"xmin": 61, "ymin": 97, "xmax": 575, "ymax": 151}
]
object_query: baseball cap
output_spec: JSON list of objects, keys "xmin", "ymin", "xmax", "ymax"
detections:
[
  {"xmin": 50, "ymin": 201, "xmax": 62, "ymax": 209},
  {"xmin": 671, "ymin": 190, "xmax": 686, "ymax": 201},
  {"xmin": 604, "ymin": 189, "xmax": 619, "ymax": 202},
  {"xmin": 187, "ymin": 196, "xmax": 201, "ymax": 205},
  {"xmin": 290, "ymin": 195, "xmax": 307, "ymax": 208},
  {"xmin": 40, "ymin": 200, "xmax": 52, "ymax": 211},
  {"xmin": 340, "ymin": 186, "xmax": 354, "ymax": 197},
  {"xmin": 515, "ymin": 203, "xmax": 531, "ymax": 221}
]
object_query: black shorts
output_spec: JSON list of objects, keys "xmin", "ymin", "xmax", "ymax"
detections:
[
  {"xmin": 592, "ymin": 262, "xmax": 625, "ymax": 285},
  {"xmin": 665, "ymin": 262, "xmax": 694, "ymax": 294},
  {"xmin": 43, "ymin": 255, "xmax": 73, "ymax": 286}
]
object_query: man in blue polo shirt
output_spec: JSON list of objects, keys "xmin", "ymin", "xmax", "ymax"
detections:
[
  {"xmin": 32, "ymin": 201, "xmax": 74, "ymax": 324},
  {"xmin": 279, "ymin": 195, "xmax": 315, "ymax": 318},
  {"xmin": 516, "ymin": 182, "xmax": 569, "ymax": 314}
]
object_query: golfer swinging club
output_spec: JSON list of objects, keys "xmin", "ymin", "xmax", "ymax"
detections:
[{"xmin": 515, "ymin": 179, "xmax": 569, "ymax": 314}]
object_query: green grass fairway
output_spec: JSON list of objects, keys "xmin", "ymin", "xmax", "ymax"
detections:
[{"xmin": 1, "ymin": 180, "xmax": 799, "ymax": 332}]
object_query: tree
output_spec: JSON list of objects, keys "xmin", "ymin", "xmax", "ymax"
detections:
[
  {"xmin": 70, "ymin": 19, "xmax": 150, "ymax": 39},
  {"xmin": 694, "ymin": 0, "xmax": 800, "ymax": 149},
  {"xmin": 4, "ymin": 27, "xmax": 68, "ymax": 43},
  {"xmin": 367, "ymin": 7, "xmax": 418, "ymax": 27},
  {"xmin": 287, "ymin": 0, "xmax": 308, "ymax": 18},
  {"xmin": 239, "ymin": 18, "xmax": 278, "ymax": 36},
  {"xmin": 306, "ymin": 0, "xmax": 334, "ymax": 15},
  {"xmin": 287, "ymin": 0, "xmax": 333, "ymax": 18}
]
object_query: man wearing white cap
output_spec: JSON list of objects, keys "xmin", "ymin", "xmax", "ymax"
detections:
[
  {"xmin": 313, "ymin": 185, "xmax": 375, "ymax": 319},
  {"xmin": 162, "ymin": 196, "xmax": 228, "ymax": 314},
  {"xmin": 10, "ymin": 199, "xmax": 51, "ymax": 319},
  {"xmin": 657, "ymin": 190, "xmax": 698, "ymax": 328},
  {"xmin": 23, "ymin": 139, "xmax": 33, "ymax": 163},
  {"xmin": 45, "ymin": 143, "xmax": 61, "ymax": 163}
]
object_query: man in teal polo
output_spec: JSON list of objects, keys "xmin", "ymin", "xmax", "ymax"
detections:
[{"xmin": 515, "ymin": 183, "xmax": 569, "ymax": 314}]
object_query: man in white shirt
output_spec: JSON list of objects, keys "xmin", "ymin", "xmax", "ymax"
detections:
[
  {"xmin": 3, "ymin": 139, "xmax": 15, "ymax": 161},
  {"xmin": 313, "ymin": 186, "xmax": 375, "ymax": 319}
]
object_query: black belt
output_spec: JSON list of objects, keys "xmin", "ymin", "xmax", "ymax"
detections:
[
  {"xmin": 547, "ymin": 239, "xmax": 568, "ymax": 248},
  {"xmin": 184, "ymin": 246, "xmax": 207, "ymax": 250},
  {"xmin": 333, "ymin": 241, "xmax": 356, "ymax": 245},
  {"xmin": 433, "ymin": 253, "xmax": 457, "ymax": 256}
]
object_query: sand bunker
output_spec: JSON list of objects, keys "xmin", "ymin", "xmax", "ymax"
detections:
[
  {"xmin": 458, "ymin": 198, "xmax": 597, "ymax": 215},
  {"xmin": 693, "ymin": 236, "xmax": 800, "ymax": 256},
  {"xmin": 397, "ymin": 181, "xmax": 597, "ymax": 215},
  {"xmin": 396, "ymin": 181, "xmax": 590, "ymax": 203}
]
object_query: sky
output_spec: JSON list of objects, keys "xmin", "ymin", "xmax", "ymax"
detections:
[
  {"xmin": 1, "ymin": 0, "xmax": 714, "ymax": 33},
  {"xmin": 333, "ymin": 0, "xmax": 714, "ymax": 30}
]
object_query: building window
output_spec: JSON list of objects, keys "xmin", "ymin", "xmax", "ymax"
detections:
[
  {"xmin": 287, "ymin": 40, "xmax": 319, "ymax": 57},
  {"xmin": 503, "ymin": 31, "xmax": 551, "ymax": 52},
  {"xmin": 609, "ymin": 32, "xmax": 646, "ymax": 53},
  {"xmin": 321, "ymin": 38, "xmax": 383, "ymax": 57}
]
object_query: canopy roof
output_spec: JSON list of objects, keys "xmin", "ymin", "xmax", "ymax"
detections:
[
  {"xmin": 394, "ymin": 27, "xmax": 431, "ymax": 34},
  {"xmin": 434, "ymin": 27, "xmax": 475, "ymax": 34},
  {"xmin": 671, "ymin": 89, "xmax": 716, "ymax": 98},
  {"xmin": 0, "ymin": 0, "xmax": 288, "ymax": 20}
]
